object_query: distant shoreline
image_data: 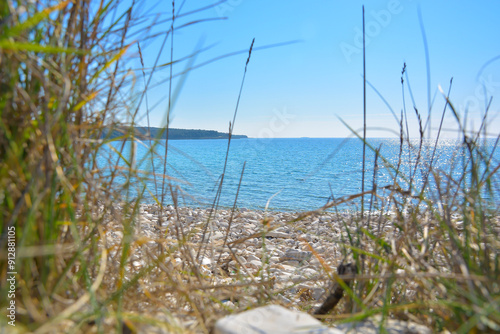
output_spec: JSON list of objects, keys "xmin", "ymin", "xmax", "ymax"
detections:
[{"xmin": 103, "ymin": 126, "xmax": 248, "ymax": 140}]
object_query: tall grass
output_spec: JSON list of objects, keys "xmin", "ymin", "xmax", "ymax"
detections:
[
  {"xmin": 333, "ymin": 120, "xmax": 500, "ymax": 333},
  {"xmin": 1, "ymin": 1, "xmax": 499, "ymax": 334},
  {"xmin": 0, "ymin": 0, "xmax": 141, "ymax": 331},
  {"xmin": 0, "ymin": 0, "xmax": 225, "ymax": 332}
]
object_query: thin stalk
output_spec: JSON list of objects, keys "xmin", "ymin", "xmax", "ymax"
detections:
[
  {"xmin": 362, "ymin": 5, "xmax": 367, "ymax": 217},
  {"xmin": 418, "ymin": 6, "xmax": 432, "ymax": 139},
  {"xmin": 216, "ymin": 161, "xmax": 246, "ymax": 266},
  {"xmin": 160, "ymin": 0, "xmax": 175, "ymax": 225},
  {"xmin": 196, "ymin": 38, "xmax": 255, "ymax": 261},
  {"xmin": 138, "ymin": 42, "xmax": 159, "ymax": 205}
]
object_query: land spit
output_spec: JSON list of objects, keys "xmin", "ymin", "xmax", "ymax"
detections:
[{"xmin": 74, "ymin": 203, "xmax": 457, "ymax": 333}]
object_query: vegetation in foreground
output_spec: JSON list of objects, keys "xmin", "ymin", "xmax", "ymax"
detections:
[{"xmin": 1, "ymin": 1, "xmax": 499, "ymax": 333}]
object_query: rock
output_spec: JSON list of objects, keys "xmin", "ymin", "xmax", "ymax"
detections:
[
  {"xmin": 222, "ymin": 300, "xmax": 236, "ymax": 309},
  {"xmin": 310, "ymin": 257, "xmax": 321, "ymax": 266},
  {"xmin": 313, "ymin": 245, "xmax": 325, "ymax": 253},
  {"xmin": 266, "ymin": 231, "xmax": 290, "ymax": 239},
  {"xmin": 277, "ymin": 295, "xmax": 292, "ymax": 304},
  {"xmin": 213, "ymin": 304, "xmax": 343, "ymax": 334},
  {"xmin": 212, "ymin": 231, "xmax": 225, "ymax": 240},
  {"xmin": 280, "ymin": 264, "xmax": 297, "ymax": 272},
  {"xmin": 276, "ymin": 271, "xmax": 292, "ymax": 281},
  {"xmin": 244, "ymin": 223, "xmax": 256, "ymax": 230},
  {"xmin": 246, "ymin": 254, "xmax": 260, "ymax": 262},
  {"xmin": 282, "ymin": 260, "xmax": 300, "ymax": 267},
  {"xmin": 246, "ymin": 260, "xmax": 262, "ymax": 270},
  {"xmin": 269, "ymin": 256, "xmax": 280, "ymax": 263},
  {"xmin": 312, "ymin": 288, "xmax": 324, "ymax": 300},
  {"xmin": 336, "ymin": 316, "xmax": 432, "ymax": 334},
  {"xmin": 132, "ymin": 260, "xmax": 143, "ymax": 269},
  {"xmin": 240, "ymin": 211, "xmax": 257, "ymax": 219},
  {"xmin": 302, "ymin": 268, "xmax": 318, "ymax": 277},
  {"xmin": 280, "ymin": 249, "xmax": 312, "ymax": 262}
]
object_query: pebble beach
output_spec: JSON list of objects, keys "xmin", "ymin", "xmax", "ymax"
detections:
[
  {"xmin": 97, "ymin": 203, "xmax": 401, "ymax": 316},
  {"xmin": 103, "ymin": 203, "xmax": 351, "ymax": 287},
  {"xmin": 86, "ymin": 201, "xmax": 484, "ymax": 333}
]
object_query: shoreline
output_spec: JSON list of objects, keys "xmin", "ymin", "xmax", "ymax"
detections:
[{"xmin": 123, "ymin": 201, "xmax": 407, "ymax": 217}]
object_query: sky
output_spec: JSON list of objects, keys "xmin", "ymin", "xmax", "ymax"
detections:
[{"xmin": 127, "ymin": 0, "xmax": 500, "ymax": 138}]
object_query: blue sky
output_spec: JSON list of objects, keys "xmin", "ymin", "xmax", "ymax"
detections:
[{"xmin": 129, "ymin": 1, "xmax": 500, "ymax": 138}]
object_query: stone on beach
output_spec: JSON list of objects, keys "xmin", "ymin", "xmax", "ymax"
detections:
[
  {"xmin": 214, "ymin": 305, "xmax": 431, "ymax": 334},
  {"xmin": 335, "ymin": 316, "xmax": 432, "ymax": 334},
  {"xmin": 266, "ymin": 230, "xmax": 291, "ymax": 238},
  {"xmin": 213, "ymin": 304, "xmax": 343, "ymax": 334},
  {"xmin": 280, "ymin": 249, "xmax": 313, "ymax": 262}
]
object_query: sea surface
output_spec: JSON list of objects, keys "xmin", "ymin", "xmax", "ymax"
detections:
[{"xmin": 96, "ymin": 137, "xmax": 500, "ymax": 211}]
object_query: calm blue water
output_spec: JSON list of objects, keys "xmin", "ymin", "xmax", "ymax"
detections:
[{"xmin": 96, "ymin": 138, "xmax": 500, "ymax": 211}]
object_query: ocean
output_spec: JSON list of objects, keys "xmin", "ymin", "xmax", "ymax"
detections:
[{"xmin": 96, "ymin": 137, "xmax": 500, "ymax": 211}]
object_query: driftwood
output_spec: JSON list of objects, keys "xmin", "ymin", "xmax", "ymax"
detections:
[{"xmin": 314, "ymin": 262, "xmax": 357, "ymax": 315}]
